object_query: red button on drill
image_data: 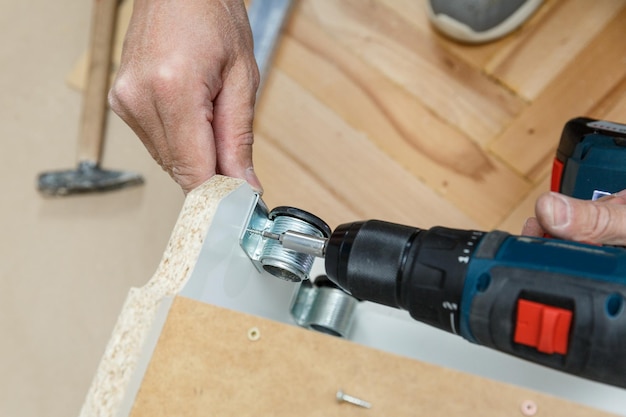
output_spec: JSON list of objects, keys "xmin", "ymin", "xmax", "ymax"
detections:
[{"xmin": 514, "ymin": 299, "xmax": 573, "ymax": 355}]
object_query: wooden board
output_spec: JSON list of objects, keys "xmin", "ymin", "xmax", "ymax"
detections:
[{"xmin": 128, "ymin": 296, "xmax": 617, "ymax": 417}]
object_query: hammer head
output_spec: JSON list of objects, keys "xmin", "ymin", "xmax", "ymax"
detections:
[{"xmin": 38, "ymin": 161, "xmax": 144, "ymax": 196}]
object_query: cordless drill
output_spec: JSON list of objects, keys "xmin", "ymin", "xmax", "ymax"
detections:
[{"xmin": 265, "ymin": 117, "xmax": 626, "ymax": 388}]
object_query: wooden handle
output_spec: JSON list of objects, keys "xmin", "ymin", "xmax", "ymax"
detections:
[{"xmin": 77, "ymin": 0, "xmax": 118, "ymax": 165}]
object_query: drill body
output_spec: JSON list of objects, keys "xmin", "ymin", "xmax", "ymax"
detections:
[
  {"xmin": 261, "ymin": 117, "xmax": 626, "ymax": 387},
  {"xmin": 324, "ymin": 220, "xmax": 626, "ymax": 388}
]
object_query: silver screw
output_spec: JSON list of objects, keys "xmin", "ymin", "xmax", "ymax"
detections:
[{"xmin": 336, "ymin": 389, "xmax": 372, "ymax": 409}]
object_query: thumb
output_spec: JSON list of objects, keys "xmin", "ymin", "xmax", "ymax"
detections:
[{"xmin": 535, "ymin": 191, "xmax": 626, "ymax": 245}]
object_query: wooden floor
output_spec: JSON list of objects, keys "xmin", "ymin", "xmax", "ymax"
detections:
[
  {"xmin": 85, "ymin": 0, "xmax": 626, "ymax": 231},
  {"xmin": 250, "ymin": 0, "xmax": 626, "ymax": 233}
]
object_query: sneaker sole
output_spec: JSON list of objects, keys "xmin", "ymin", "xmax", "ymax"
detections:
[{"xmin": 426, "ymin": 0, "xmax": 544, "ymax": 44}]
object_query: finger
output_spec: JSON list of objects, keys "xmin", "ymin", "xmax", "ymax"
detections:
[
  {"xmin": 213, "ymin": 59, "xmax": 262, "ymax": 193},
  {"xmin": 151, "ymin": 64, "xmax": 219, "ymax": 193},
  {"xmin": 521, "ymin": 217, "xmax": 544, "ymax": 237},
  {"xmin": 109, "ymin": 74, "xmax": 166, "ymax": 167},
  {"xmin": 535, "ymin": 191, "xmax": 626, "ymax": 245},
  {"xmin": 596, "ymin": 189, "xmax": 626, "ymax": 204}
]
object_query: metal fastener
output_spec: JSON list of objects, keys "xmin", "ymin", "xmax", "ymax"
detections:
[
  {"xmin": 240, "ymin": 201, "xmax": 330, "ymax": 282},
  {"xmin": 291, "ymin": 277, "xmax": 359, "ymax": 338},
  {"xmin": 336, "ymin": 389, "xmax": 372, "ymax": 409}
]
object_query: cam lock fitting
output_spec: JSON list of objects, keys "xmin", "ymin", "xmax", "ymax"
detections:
[{"xmin": 240, "ymin": 197, "xmax": 331, "ymax": 282}]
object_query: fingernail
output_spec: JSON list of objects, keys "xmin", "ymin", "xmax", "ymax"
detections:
[
  {"xmin": 547, "ymin": 192, "xmax": 571, "ymax": 229},
  {"xmin": 614, "ymin": 189, "xmax": 626, "ymax": 197},
  {"xmin": 246, "ymin": 167, "xmax": 264, "ymax": 196}
]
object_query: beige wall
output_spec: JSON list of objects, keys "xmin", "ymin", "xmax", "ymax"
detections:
[{"xmin": 0, "ymin": 2, "xmax": 184, "ymax": 416}]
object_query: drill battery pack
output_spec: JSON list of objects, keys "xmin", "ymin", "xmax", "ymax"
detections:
[{"xmin": 552, "ymin": 117, "xmax": 626, "ymax": 200}]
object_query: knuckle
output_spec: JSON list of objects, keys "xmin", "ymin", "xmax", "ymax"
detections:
[
  {"xmin": 249, "ymin": 62, "xmax": 260, "ymax": 90},
  {"xmin": 235, "ymin": 131, "xmax": 255, "ymax": 146},
  {"xmin": 110, "ymin": 59, "xmax": 195, "ymax": 116},
  {"xmin": 246, "ymin": 62, "xmax": 261, "ymax": 91},
  {"xmin": 169, "ymin": 161, "xmax": 211, "ymax": 193},
  {"xmin": 228, "ymin": 55, "xmax": 260, "ymax": 93},
  {"xmin": 108, "ymin": 74, "xmax": 137, "ymax": 115},
  {"xmin": 148, "ymin": 59, "xmax": 190, "ymax": 98},
  {"xmin": 218, "ymin": 132, "xmax": 255, "ymax": 156}
]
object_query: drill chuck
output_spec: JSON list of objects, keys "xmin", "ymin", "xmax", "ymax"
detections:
[{"xmin": 325, "ymin": 220, "xmax": 483, "ymax": 334}]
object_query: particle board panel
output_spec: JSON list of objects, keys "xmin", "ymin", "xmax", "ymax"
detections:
[
  {"xmin": 128, "ymin": 296, "xmax": 617, "ymax": 417},
  {"xmin": 488, "ymin": 6, "xmax": 626, "ymax": 181}
]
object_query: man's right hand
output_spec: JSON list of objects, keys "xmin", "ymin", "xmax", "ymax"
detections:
[
  {"xmin": 109, "ymin": 0, "xmax": 262, "ymax": 194},
  {"xmin": 522, "ymin": 190, "xmax": 626, "ymax": 245}
]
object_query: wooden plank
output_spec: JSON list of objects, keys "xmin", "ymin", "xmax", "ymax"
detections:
[
  {"xmin": 262, "ymin": 17, "xmax": 529, "ymax": 228},
  {"xmin": 255, "ymin": 71, "xmax": 480, "ymax": 230},
  {"xmin": 253, "ymin": 133, "xmax": 362, "ymax": 229},
  {"xmin": 373, "ymin": 0, "xmax": 523, "ymax": 69},
  {"xmin": 281, "ymin": 15, "xmax": 491, "ymax": 179},
  {"xmin": 129, "ymin": 296, "xmax": 618, "ymax": 417},
  {"xmin": 486, "ymin": 0, "xmax": 626, "ymax": 101},
  {"xmin": 590, "ymin": 75, "xmax": 626, "ymax": 122},
  {"xmin": 434, "ymin": 0, "xmax": 561, "ymax": 70},
  {"xmin": 256, "ymin": 68, "xmax": 529, "ymax": 228},
  {"xmin": 79, "ymin": 176, "xmax": 247, "ymax": 417},
  {"xmin": 297, "ymin": 0, "xmax": 525, "ymax": 146},
  {"xmin": 66, "ymin": 0, "xmax": 132, "ymax": 90},
  {"xmin": 488, "ymin": 6, "xmax": 626, "ymax": 181},
  {"xmin": 497, "ymin": 175, "xmax": 551, "ymax": 234}
]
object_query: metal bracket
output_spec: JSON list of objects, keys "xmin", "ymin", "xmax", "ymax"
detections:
[
  {"xmin": 290, "ymin": 278, "xmax": 359, "ymax": 338},
  {"xmin": 239, "ymin": 196, "xmax": 330, "ymax": 282}
]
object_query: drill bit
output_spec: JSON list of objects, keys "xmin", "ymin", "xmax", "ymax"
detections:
[{"xmin": 248, "ymin": 229, "xmax": 328, "ymax": 257}]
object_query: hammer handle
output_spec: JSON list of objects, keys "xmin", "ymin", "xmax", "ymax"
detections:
[{"xmin": 77, "ymin": 0, "xmax": 118, "ymax": 165}]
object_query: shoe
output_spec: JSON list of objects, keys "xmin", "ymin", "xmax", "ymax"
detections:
[{"xmin": 426, "ymin": 0, "xmax": 544, "ymax": 44}]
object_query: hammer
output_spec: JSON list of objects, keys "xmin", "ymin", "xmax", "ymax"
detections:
[{"xmin": 38, "ymin": 0, "xmax": 143, "ymax": 196}]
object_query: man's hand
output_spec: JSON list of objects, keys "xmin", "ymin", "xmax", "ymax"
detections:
[
  {"xmin": 109, "ymin": 0, "xmax": 262, "ymax": 194},
  {"xmin": 522, "ymin": 190, "xmax": 626, "ymax": 245}
]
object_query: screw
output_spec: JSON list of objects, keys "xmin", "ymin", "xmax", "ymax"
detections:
[{"xmin": 336, "ymin": 389, "xmax": 372, "ymax": 409}]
